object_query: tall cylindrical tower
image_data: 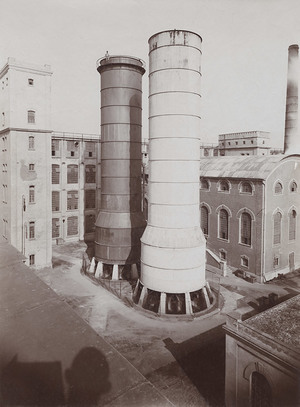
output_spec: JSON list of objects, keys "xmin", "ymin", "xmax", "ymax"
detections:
[
  {"xmin": 135, "ymin": 30, "xmax": 211, "ymax": 315},
  {"xmin": 284, "ymin": 44, "xmax": 299, "ymax": 154},
  {"xmin": 95, "ymin": 55, "xmax": 146, "ymax": 279}
]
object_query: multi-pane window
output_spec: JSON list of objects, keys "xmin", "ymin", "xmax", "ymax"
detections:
[
  {"xmin": 52, "ymin": 191, "xmax": 60, "ymax": 212},
  {"xmin": 289, "ymin": 210, "xmax": 297, "ymax": 240},
  {"xmin": 67, "ymin": 216, "xmax": 78, "ymax": 236},
  {"xmin": 67, "ymin": 165, "xmax": 78, "ymax": 183},
  {"xmin": 200, "ymin": 178, "xmax": 209, "ymax": 190},
  {"xmin": 240, "ymin": 181, "xmax": 252, "ymax": 194},
  {"xmin": 29, "ymin": 185, "xmax": 35, "ymax": 203},
  {"xmin": 219, "ymin": 209, "xmax": 229, "ymax": 240},
  {"xmin": 67, "ymin": 191, "xmax": 78, "ymax": 210},
  {"xmin": 51, "ymin": 139, "xmax": 60, "ymax": 157},
  {"xmin": 85, "ymin": 165, "xmax": 96, "ymax": 183},
  {"xmin": 273, "ymin": 212, "xmax": 282, "ymax": 244},
  {"xmin": 85, "ymin": 142, "xmax": 95, "ymax": 158},
  {"xmin": 241, "ymin": 256, "xmax": 249, "ymax": 268},
  {"xmin": 219, "ymin": 180, "xmax": 229, "ymax": 192},
  {"xmin": 28, "ymin": 136, "xmax": 35, "ymax": 150},
  {"xmin": 29, "ymin": 254, "xmax": 35, "ymax": 265},
  {"xmin": 52, "ymin": 218, "xmax": 60, "ymax": 238},
  {"xmin": 251, "ymin": 372, "xmax": 272, "ymax": 407},
  {"xmin": 201, "ymin": 206, "xmax": 209, "ymax": 235},
  {"xmin": 274, "ymin": 181, "xmax": 283, "ymax": 194},
  {"xmin": 67, "ymin": 141, "xmax": 79, "ymax": 158},
  {"xmin": 85, "ymin": 189, "xmax": 96, "ymax": 209},
  {"xmin": 85, "ymin": 214, "xmax": 96, "ymax": 233},
  {"xmin": 240, "ymin": 212, "xmax": 251, "ymax": 245},
  {"xmin": 52, "ymin": 164, "xmax": 60, "ymax": 184},
  {"xmin": 28, "ymin": 110, "xmax": 35, "ymax": 124},
  {"xmin": 29, "ymin": 221, "xmax": 35, "ymax": 239},
  {"xmin": 290, "ymin": 181, "xmax": 297, "ymax": 193}
]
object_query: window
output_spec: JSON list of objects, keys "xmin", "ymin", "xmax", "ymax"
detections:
[
  {"xmin": 204, "ymin": 148, "xmax": 209, "ymax": 156},
  {"xmin": 290, "ymin": 181, "xmax": 297, "ymax": 193},
  {"xmin": 28, "ymin": 78, "xmax": 34, "ymax": 86},
  {"xmin": 85, "ymin": 165, "xmax": 96, "ymax": 183},
  {"xmin": 240, "ymin": 181, "xmax": 253, "ymax": 194},
  {"xmin": 251, "ymin": 140, "xmax": 254, "ymax": 144},
  {"xmin": 240, "ymin": 212, "xmax": 252, "ymax": 245},
  {"xmin": 218, "ymin": 180, "xmax": 230, "ymax": 192},
  {"xmin": 241, "ymin": 256, "xmax": 249, "ymax": 268},
  {"xmin": 29, "ymin": 221, "xmax": 35, "ymax": 239},
  {"xmin": 67, "ymin": 216, "xmax": 78, "ymax": 236},
  {"xmin": 228, "ymin": 142, "xmax": 231, "ymax": 146},
  {"xmin": 51, "ymin": 139, "xmax": 60, "ymax": 157},
  {"xmin": 85, "ymin": 214, "xmax": 96, "ymax": 233},
  {"xmin": 200, "ymin": 178, "xmax": 209, "ymax": 190},
  {"xmin": 67, "ymin": 165, "xmax": 78, "ymax": 183},
  {"xmin": 251, "ymin": 372, "xmax": 272, "ymax": 407},
  {"xmin": 52, "ymin": 191, "xmax": 60, "ymax": 212},
  {"xmin": 274, "ymin": 256, "xmax": 279, "ymax": 267},
  {"xmin": 29, "ymin": 164, "xmax": 35, "ymax": 171},
  {"xmin": 29, "ymin": 254, "xmax": 35, "ymax": 266},
  {"xmin": 213, "ymin": 149, "xmax": 218, "ymax": 156},
  {"xmin": 67, "ymin": 141, "xmax": 79, "ymax": 158},
  {"xmin": 52, "ymin": 164, "xmax": 60, "ymax": 184},
  {"xmin": 85, "ymin": 142, "xmax": 95, "ymax": 158},
  {"xmin": 29, "ymin": 185, "xmax": 35, "ymax": 203},
  {"xmin": 289, "ymin": 210, "xmax": 297, "ymax": 240},
  {"xmin": 67, "ymin": 191, "xmax": 78, "ymax": 210},
  {"xmin": 85, "ymin": 189, "xmax": 96, "ymax": 209},
  {"xmin": 52, "ymin": 218, "xmax": 60, "ymax": 238},
  {"xmin": 235, "ymin": 141, "xmax": 238, "ymax": 145},
  {"xmin": 219, "ymin": 250, "xmax": 226, "ymax": 260},
  {"xmin": 274, "ymin": 181, "xmax": 283, "ymax": 194},
  {"xmin": 28, "ymin": 110, "xmax": 35, "ymax": 124},
  {"xmin": 201, "ymin": 206, "xmax": 209, "ymax": 235},
  {"xmin": 219, "ymin": 209, "xmax": 229, "ymax": 240},
  {"xmin": 273, "ymin": 211, "xmax": 282, "ymax": 245},
  {"xmin": 243, "ymin": 140, "xmax": 245, "ymax": 144},
  {"xmin": 28, "ymin": 136, "xmax": 35, "ymax": 150}
]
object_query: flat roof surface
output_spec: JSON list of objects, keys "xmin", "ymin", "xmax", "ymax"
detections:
[{"xmin": 245, "ymin": 295, "xmax": 300, "ymax": 350}]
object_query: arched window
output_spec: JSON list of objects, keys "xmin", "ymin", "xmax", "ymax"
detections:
[
  {"xmin": 29, "ymin": 185, "xmax": 35, "ymax": 203},
  {"xmin": 289, "ymin": 210, "xmax": 297, "ymax": 240},
  {"xmin": 290, "ymin": 181, "xmax": 297, "ymax": 193},
  {"xmin": 240, "ymin": 212, "xmax": 252, "ymax": 245},
  {"xmin": 27, "ymin": 110, "xmax": 35, "ymax": 124},
  {"xmin": 240, "ymin": 181, "xmax": 253, "ymax": 194},
  {"xmin": 273, "ymin": 211, "xmax": 282, "ymax": 244},
  {"xmin": 218, "ymin": 180, "xmax": 230, "ymax": 192},
  {"xmin": 67, "ymin": 164, "xmax": 78, "ymax": 184},
  {"xmin": 28, "ymin": 135, "xmax": 35, "ymax": 150},
  {"xmin": 274, "ymin": 181, "xmax": 283, "ymax": 194},
  {"xmin": 52, "ymin": 164, "xmax": 60, "ymax": 184},
  {"xmin": 251, "ymin": 372, "xmax": 272, "ymax": 407},
  {"xmin": 200, "ymin": 178, "xmax": 209, "ymax": 190},
  {"xmin": 201, "ymin": 206, "xmax": 209, "ymax": 235},
  {"xmin": 219, "ymin": 209, "xmax": 229, "ymax": 240}
]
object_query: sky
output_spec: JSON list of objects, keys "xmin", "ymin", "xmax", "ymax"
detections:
[{"xmin": 1, "ymin": 0, "xmax": 300, "ymax": 147}]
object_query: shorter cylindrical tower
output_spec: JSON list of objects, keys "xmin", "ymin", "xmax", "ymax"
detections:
[
  {"xmin": 134, "ymin": 30, "xmax": 212, "ymax": 316},
  {"xmin": 284, "ymin": 44, "xmax": 299, "ymax": 154},
  {"xmin": 94, "ymin": 55, "xmax": 146, "ymax": 279}
]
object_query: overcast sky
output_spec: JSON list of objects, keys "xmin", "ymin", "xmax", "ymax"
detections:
[{"xmin": 1, "ymin": 0, "xmax": 300, "ymax": 147}]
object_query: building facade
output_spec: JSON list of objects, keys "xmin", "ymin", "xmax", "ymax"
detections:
[{"xmin": 218, "ymin": 131, "xmax": 271, "ymax": 156}]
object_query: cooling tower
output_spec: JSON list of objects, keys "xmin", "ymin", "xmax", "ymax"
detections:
[
  {"xmin": 94, "ymin": 55, "xmax": 146, "ymax": 280},
  {"xmin": 134, "ymin": 30, "xmax": 212, "ymax": 315},
  {"xmin": 284, "ymin": 44, "xmax": 299, "ymax": 154}
]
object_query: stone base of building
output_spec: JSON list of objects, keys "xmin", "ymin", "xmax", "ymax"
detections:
[{"xmin": 132, "ymin": 281, "xmax": 215, "ymax": 316}]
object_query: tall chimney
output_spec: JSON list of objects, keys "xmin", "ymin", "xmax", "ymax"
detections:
[
  {"xmin": 134, "ymin": 30, "xmax": 212, "ymax": 316},
  {"xmin": 284, "ymin": 44, "xmax": 299, "ymax": 154},
  {"xmin": 94, "ymin": 56, "xmax": 145, "ymax": 279}
]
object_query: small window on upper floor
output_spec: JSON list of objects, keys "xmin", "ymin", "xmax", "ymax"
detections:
[
  {"xmin": 262, "ymin": 140, "xmax": 265, "ymax": 144},
  {"xmin": 235, "ymin": 141, "xmax": 238, "ymax": 145},
  {"xmin": 28, "ymin": 78, "xmax": 34, "ymax": 86},
  {"xmin": 28, "ymin": 110, "xmax": 35, "ymax": 124},
  {"xmin": 243, "ymin": 140, "xmax": 246, "ymax": 144},
  {"xmin": 274, "ymin": 181, "xmax": 283, "ymax": 194},
  {"xmin": 290, "ymin": 181, "xmax": 297, "ymax": 193},
  {"xmin": 200, "ymin": 178, "xmax": 209, "ymax": 190},
  {"xmin": 28, "ymin": 136, "xmax": 35, "ymax": 150},
  {"xmin": 29, "ymin": 163, "xmax": 35, "ymax": 171},
  {"xmin": 218, "ymin": 180, "xmax": 230, "ymax": 192},
  {"xmin": 240, "ymin": 181, "xmax": 253, "ymax": 194},
  {"xmin": 251, "ymin": 140, "xmax": 254, "ymax": 144},
  {"xmin": 228, "ymin": 142, "xmax": 231, "ymax": 146}
]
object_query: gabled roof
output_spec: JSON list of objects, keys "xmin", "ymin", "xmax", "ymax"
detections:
[{"xmin": 200, "ymin": 154, "xmax": 299, "ymax": 180}]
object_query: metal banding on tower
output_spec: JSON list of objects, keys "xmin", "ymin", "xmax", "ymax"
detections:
[
  {"xmin": 284, "ymin": 44, "xmax": 299, "ymax": 154},
  {"xmin": 134, "ymin": 30, "xmax": 212, "ymax": 315},
  {"xmin": 94, "ymin": 55, "xmax": 146, "ymax": 279}
]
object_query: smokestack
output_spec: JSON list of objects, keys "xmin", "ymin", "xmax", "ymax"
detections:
[
  {"xmin": 95, "ymin": 55, "xmax": 146, "ymax": 279},
  {"xmin": 284, "ymin": 44, "xmax": 299, "ymax": 154},
  {"xmin": 134, "ymin": 30, "xmax": 211, "ymax": 316}
]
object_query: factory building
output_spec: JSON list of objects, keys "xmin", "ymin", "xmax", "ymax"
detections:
[{"xmin": 218, "ymin": 130, "xmax": 271, "ymax": 156}]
